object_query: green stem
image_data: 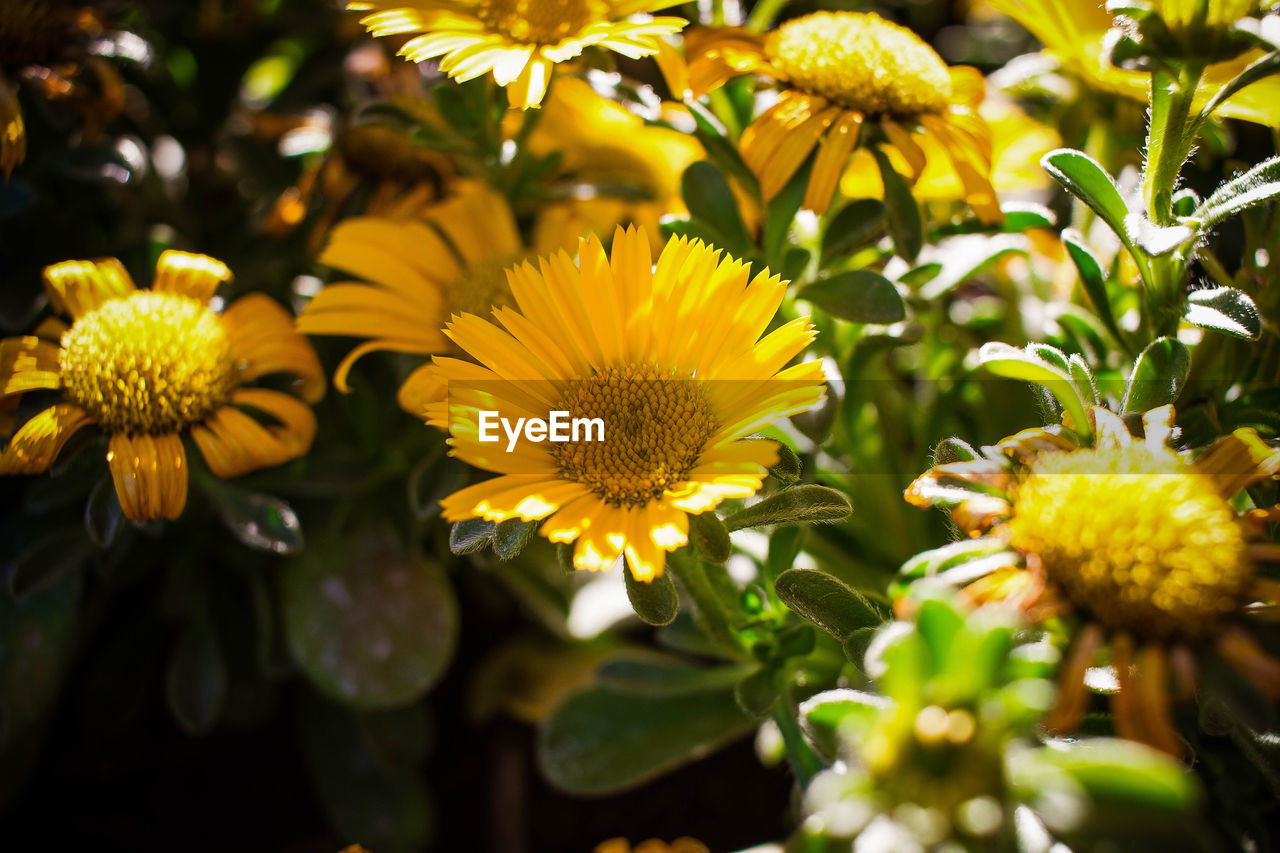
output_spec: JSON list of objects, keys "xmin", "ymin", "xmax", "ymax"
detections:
[
  {"xmin": 771, "ymin": 693, "xmax": 822, "ymax": 787},
  {"xmin": 667, "ymin": 549, "xmax": 746, "ymax": 659},
  {"xmin": 744, "ymin": 0, "xmax": 789, "ymax": 32},
  {"xmin": 1143, "ymin": 62, "xmax": 1204, "ymax": 226}
]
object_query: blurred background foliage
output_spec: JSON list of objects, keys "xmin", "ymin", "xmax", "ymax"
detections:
[{"xmin": 1, "ymin": 0, "xmax": 1278, "ymax": 851}]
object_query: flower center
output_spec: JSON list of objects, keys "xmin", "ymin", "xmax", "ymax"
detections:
[
  {"xmin": 764, "ymin": 11, "xmax": 952, "ymax": 116},
  {"xmin": 547, "ymin": 364, "xmax": 718, "ymax": 507},
  {"xmin": 476, "ymin": 0, "xmax": 600, "ymax": 45},
  {"xmin": 445, "ymin": 255, "xmax": 520, "ymax": 321},
  {"xmin": 59, "ymin": 291, "xmax": 236, "ymax": 435},
  {"xmin": 1008, "ymin": 446, "xmax": 1251, "ymax": 640}
]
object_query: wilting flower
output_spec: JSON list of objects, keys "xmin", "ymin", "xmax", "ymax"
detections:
[
  {"xmin": 903, "ymin": 405, "xmax": 1280, "ymax": 755},
  {"xmin": 419, "ymin": 227, "xmax": 824, "ymax": 581},
  {"xmin": 348, "ymin": 0, "xmax": 687, "ymax": 109},
  {"xmin": 518, "ymin": 76, "xmax": 703, "ymax": 250},
  {"xmin": 0, "ymin": 252, "xmax": 325, "ymax": 521},
  {"xmin": 682, "ymin": 11, "xmax": 1000, "ymax": 220},
  {"xmin": 990, "ymin": 0, "xmax": 1280, "ymax": 126},
  {"xmin": 263, "ymin": 119, "xmax": 456, "ymax": 250},
  {"xmin": 296, "ymin": 180, "xmax": 573, "ymax": 406},
  {"xmin": 0, "ymin": 0, "xmax": 125, "ymax": 177}
]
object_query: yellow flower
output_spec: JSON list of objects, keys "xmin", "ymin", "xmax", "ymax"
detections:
[
  {"xmin": 296, "ymin": 180, "xmax": 573, "ymax": 408},
  {"xmin": 517, "ymin": 76, "xmax": 703, "ymax": 250},
  {"xmin": 840, "ymin": 97, "xmax": 1060, "ymax": 205},
  {"xmin": 990, "ymin": 0, "xmax": 1280, "ymax": 126},
  {"xmin": 0, "ymin": 252, "xmax": 325, "ymax": 521},
  {"xmin": 419, "ymin": 227, "xmax": 824, "ymax": 582},
  {"xmin": 348, "ymin": 0, "xmax": 687, "ymax": 109},
  {"xmin": 904, "ymin": 405, "xmax": 1280, "ymax": 755},
  {"xmin": 683, "ymin": 12, "xmax": 1001, "ymax": 220}
]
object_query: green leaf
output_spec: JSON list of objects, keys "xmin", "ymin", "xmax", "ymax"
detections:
[
  {"xmin": 84, "ymin": 475, "xmax": 123, "ymax": 549},
  {"xmin": 1196, "ymin": 157, "xmax": 1280, "ymax": 229},
  {"xmin": 1041, "ymin": 148, "xmax": 1134, "ymax": 252},
  {"xmin": 821, "ymin": 198, "xmax": 885, "ymax": 262},
  {"xmin": 873, "ymin": 146, "xmax": 923, "ymax": 261},
  {"xmin": 932, "ymin": 437, "xmax": 979, "ymax": 464},
  {"xmin": 682, "ymin": 161, "xmax": 752, "ymax": 255},
  {"xmin": 1063, "ymin": 229, "xmax": 1127, "ymax": 349},
  {"xmin": 791, "ymin": 383, "xmax": 838, "ymax": 444},
  {"xmin": 624, "ymin": 568, "xmax": 679, "ymax": 626},
  {"xmin": 8, "ymin": 530, "xmax": 92, "ymax": 602},
  {"xmin": 596, "ymin": 658, "xmax": 756, "ymax": 697},
  {"xmin": 166, "ymin": 614, "xmax": 227, "ymax": 735},
  {"xmin": 449, "ymin": 518, "xmax": 496, "ymax": 555},
  {"xmin": 283, "ymin": 526, "xmax": 458, "ymax": 709},
  {"xmin": 688, "ymin": 511, "xmax": 732, "ymax": 563},
  {"xmin": 299, "ymin": 694, "xmax": 434, "ymax": 852},
  {"xmin": 214, "ymin": 490, "xmax": 304, "ymax": 554},
  {"xmin": 763, "ymin": 158, "xmax": 811, "ymax": 267},
  {"xmin": 979, "ymin": 342, "xmax": 1092, "ymax": 440},
  {"xmin": 1122, "ymin": 337, "xmax": 1189, "ymax": 413},
  {"xmin": 801, "ymin": 688, "xmax": 890, "ymax": 758},
  {"xmin": 801, "ymin": 270, "xmax": 906, "ymax": 324},
  {"xmin": 734, "ymin": 668, "xmax": 779, "ymax": 717},
  {"xmin": 1000, "ymin": 203, "xmax": 1056, "ymax": 232},
  {"xmin": 916, "ymin": 234, "xmax": 1027, "ymax": 300},
  {"xmin": 1185, "ymin": 286, "xmax": 1262, "ymax": 340},
  {"xmin": 767, "ymin": 442, "xmax": 803, "ymax": 485},
  {"xmin": 774, "ymin": 568, "xmax": 885, "ymax": 638},
  {"xmin": 1068, "ymin": 353, "xmax": 1100, "ymax": 405},
  {"xmin": 491, "ymin": 518, "xmax": 536, "ymax": 560},
  {"xmin": 538, "ymin": 686, "xmax": 753, "ymax": 794},
  {"xmin": 724, "ymin": 485, "xmax": 852, "ymax": 531},
  {"xmin": 1022, "ymin": 738, "xmax": 1201, "ymax": 811}
]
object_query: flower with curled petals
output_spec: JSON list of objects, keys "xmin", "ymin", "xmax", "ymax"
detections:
[
  {"xmin": 0, "ymin": 251, "xmax": 325, "ymax": 521},
  {"xmin": 902, "ymin": 404, "xmax": 1280, "ymax": 755}
]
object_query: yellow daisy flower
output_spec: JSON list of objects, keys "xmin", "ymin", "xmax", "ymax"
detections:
[
  {"xmin": 517, "ymin": 76, "xmax": 704, "ymax": 250},
  {"xmin": 418, "ymin": 227, "xmax": 825, "ymax": 582},
  {"xmin": 990, "ymin": 0, "xmax": 1280, "ymax": 126},
  {"xmin": 295, "ymin": 180, "xmax": 570, "ymax": 409},
  {"xmin": 0, "ymin": 252, "xmax": 325, "ymax": 521},
  {"xmin": 683, "ymin": 11, "xmax": 1001, "ymax": 220},
  {"xmin": 348, "ymin": 0, "xmax": 687, "ymax": 109},
  {"xmin": 904, "ymin": 405, "xmax": 1280, "ymax": 755}
]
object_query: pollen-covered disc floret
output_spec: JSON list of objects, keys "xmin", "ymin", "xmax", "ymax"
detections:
[
  {"xmin": 476, "ymin": 0, "xmax": 600, "ymax": 44},
  {"xmin": 764, "ymin": 11, "xmax": 952, "ymax": 116},
  {"xmin": 548, "ymin": 364, "xmax": 717, "ymax": 507},
  {"xmin": 59, "ymin": 291, "xmax": 236, "ymax": 435},
  {"xmin": 1008, "ymin": 445, "xmax": 1251, "ymax": 640}
]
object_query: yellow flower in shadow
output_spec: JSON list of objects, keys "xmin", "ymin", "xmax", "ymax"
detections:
[
  {"xmin": 296, "ymin": 180, "xmax": 576, "ymax": 407},
  {"xmin": 0, "ymin": 252, "xmax": 325, "ymax": 521}
]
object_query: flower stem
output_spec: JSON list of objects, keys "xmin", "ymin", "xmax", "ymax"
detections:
[{"xmin": 771, "ymin": 693, "xmax": 822, "ymax": 787}]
